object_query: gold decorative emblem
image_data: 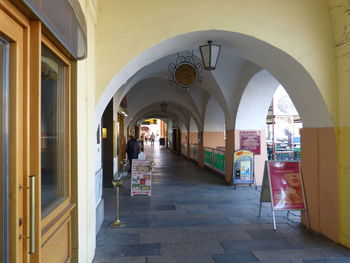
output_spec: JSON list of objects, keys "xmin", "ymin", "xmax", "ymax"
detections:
[
  {"xmin": 174, "ymin": 63, "xmax": 198, "ymax": 87},
  {"xmin": 168, "ymin": 52, "xmax": 203, "ymax": 93}
]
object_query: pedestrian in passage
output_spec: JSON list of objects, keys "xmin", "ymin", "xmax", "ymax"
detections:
[
  {"xmin": 150, "ymin": 132, "xmax": 155, "ymax": 146},
  {"xmin": 126, "ymin": 135, "xmax": 140, "ymax": 172}
]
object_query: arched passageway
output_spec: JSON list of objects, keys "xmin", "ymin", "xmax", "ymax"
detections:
[{"xmin": 94, "ymin": 29, "xmax": 339, "ymax": 256}]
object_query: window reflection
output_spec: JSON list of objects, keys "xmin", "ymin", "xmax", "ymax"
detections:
[{"xmin": 41, "ymin": 45, "xmax": 67, "ymax": 217}]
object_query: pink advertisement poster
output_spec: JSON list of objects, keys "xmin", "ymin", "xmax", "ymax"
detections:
[
  {"xmin": 267, "ymin": 161, "xmax": 305, "ymax": 210},
  {"xmin": 240, "ymin": 131, "xmax": 261, "ymax": 155}
]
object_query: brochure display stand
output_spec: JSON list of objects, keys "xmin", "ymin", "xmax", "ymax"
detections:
[
  {"xmin": 131, "ymin": 159, "xmax": 152, "ymax": 196},
  {"xmin": 259, "ymin": 160, "xmax": 309, "ymax": 230},
  {"xmin": 232, "ymin": 149, "xmax": 256, "ymax": 189}
]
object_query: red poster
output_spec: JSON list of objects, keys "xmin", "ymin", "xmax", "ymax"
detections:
[
  {"xmin": 267, "ymin": 161, "xmax": 305, "ymax": 210},
  {"xmin": 240, "ymin": 131, "xmax": 261, "ymax": 155}
]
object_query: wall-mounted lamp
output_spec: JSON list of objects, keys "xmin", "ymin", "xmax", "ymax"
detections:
[
  {"xmin": 119, "ymin": 109, "xmax": 128, "ymax": 117},
  {"xmin": 102, "ymin": 128, "xmax": 108, "ymax": 139},
  {"xmin": 199, "ymin": 40, "xmax": 221, "ymax": 70}
]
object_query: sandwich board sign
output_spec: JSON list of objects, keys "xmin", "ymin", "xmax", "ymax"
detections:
[
  {"xmin": 258, "ymin": 160, "xmax": 309, "ymax": 230},
  {"xmin": 232, "ymin": 149, "xmax": 256, "ymax": 189},
  {"xmin": 131, "ymin": 159, "xmax": 152, "ymax": 196}
]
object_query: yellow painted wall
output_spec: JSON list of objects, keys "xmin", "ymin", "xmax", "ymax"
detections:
[
  {"xmin": 96, "ymin": 0, "xmax": 337, "ymax": 120},
  {"xmin": 331, "ymin": 1, "xmax": 350, "ymax": 247},
  {"xmin": 336, "ymin": 42, "xmax": 350, "ymax": 247},
  {"xmin": 338, "ymin": 127, "xmax": 350, "ymax": 247}
]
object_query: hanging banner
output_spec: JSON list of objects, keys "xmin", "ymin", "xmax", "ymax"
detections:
[
  {"xmin": 233, "ymin": 149, "xmax": 254, "ymax": 185},
  {"xmin": 131, "ymin": 160, "xmax": 152, "ymax": 196},
  {"xmin": 239, "ymin": 131, "xmax": 261, "ymax": 155},
  {"xmin": 267, "ymin": 161, "xmax": 305, "ymax": 210}
]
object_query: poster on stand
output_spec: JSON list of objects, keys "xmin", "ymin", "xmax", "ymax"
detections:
[
  {"xmin": 233, "ymin": 149, "xmax": 254, "ymax": 185},
  {"xmin": 131, "ymin": 159, "xmax": 152, "ymax": 196},
  {"xmin": 267, "ymin": 161, "xmax": 305, "ymax": 210}
]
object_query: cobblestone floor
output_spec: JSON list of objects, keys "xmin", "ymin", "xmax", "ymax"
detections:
[{"xmin": 93, "ymin": 144, "xmax": 350, "ymax": 263}]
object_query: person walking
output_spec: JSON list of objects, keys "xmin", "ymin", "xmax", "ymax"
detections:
[
  {"xmin": 126, "ymin": 135, "xmax": 140, "ymax": 172},
  {"xmin": 150, "ymin": 132, "xmax": 155, "ymax": 146}
]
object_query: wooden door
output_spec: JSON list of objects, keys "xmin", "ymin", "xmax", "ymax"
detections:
[
  {"xmin": 1, "ymin": 2, "xmax": 75, "ymax": 262},
  {"xmin": 28, "ymin": 24, "xmax": 75, "ymax": 263}
]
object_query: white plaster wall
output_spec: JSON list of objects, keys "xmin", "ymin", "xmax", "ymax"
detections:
[
  {"xmin": 190, "ymin": 117, "xmax": 199, "ymax": 132},
  {"xmin": 113, "ymin": 94, "xmax": 119, "ymax": 177},
  {"xmin": 125, "ymin": 78, "xmax": 201, "ymax": 124},
  {"xmin": 211, "ymin": 53, "xmax": 252, "ymax": 114},
  {"xmin": 95, "ymin": 121, "xmax": 103, "ymax": 208},
  {"xmin": 236, "ymin": 70, "xmax": 280, "ymax": 130},
  {"xmin": 204, "ymin": 97, "xmax": 225, "ymax": 132},
  {"xmin": 76, "ymin": 0, "xmax": 98, "ymax": 262},
  {"xmin": 179, "ymin": 122, "xmax": 187, "ymax": 134}
]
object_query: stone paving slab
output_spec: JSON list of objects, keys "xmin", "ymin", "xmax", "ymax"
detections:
[
  {"xmin": 246, "ymin": 229, "xmax": 287, "ymax": 239},
  {"xmin": 93, "ymin": 256, "xmax": 146, "ymax": 263},
  {"xmin": 96, "ymin": 232, "xmax": 140, "ymax": 246},
  {"xmin": 302, "ymin": 258, "xmax": 350, "ymax": 263},
  {"xmin": 212, "ymin": 252, "xmax": 259, "ymax": 263},
  {"xmin": 147, "ymin": 255, "xmax": 215, "ymax": 263},
  {"xmin": 161, "ymin": 241, "xmax": 225, "ymax": 256},
  {"xmin": 220, "ymin": 238, "xmax": 300, "ymax": 253},
  {"xmin": 253, "ymin": 247, "xmax": 346, "ymax": 263},
  {"xmin": 194, "ymin": 229, "xmax": 252, "ymax": 242},
  {"xmin": 139, "ymin": 230, "xmax": 199, "ymax": 244},
  {"xmin": 95, "ymin": 243, "xmax": 161, "ymax": 258}
]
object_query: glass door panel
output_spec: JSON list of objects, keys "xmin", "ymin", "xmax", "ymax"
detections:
[
  {"xmin": 41, "ymin": 45, "xmax": 67, "ymax": 218},
  {"xmin": 0, "ymin": 37, "xmax": 9, "ymax": 263}
]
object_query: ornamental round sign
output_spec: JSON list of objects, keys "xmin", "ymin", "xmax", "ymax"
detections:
[{"xmin": 174, "ymin": 63, "xmax": 198, "ymax": 88}]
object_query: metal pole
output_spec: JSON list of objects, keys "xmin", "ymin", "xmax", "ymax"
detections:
[
  {"xmin": 258, "ymin": 202, "xmax": 262, "ymax": 217},
  {"xmin": 111, "ymin": 180, "xmax": 124, "ymax": 227},
  {"xmin": 116, "ymin": 186, "xmax": 120, "ymax": 220},
  {"xmin": 272, "ymin": 210, "xmax": 277, "ymax": 231}
]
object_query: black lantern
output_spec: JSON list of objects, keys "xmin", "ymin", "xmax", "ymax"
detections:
[
  {"xmin": 199, "ymin": 40, "xmax": 221, "ymax": 70},
  {"xmin": 160, "ymin": 102, "xmax": 168, "ymax": 112}
]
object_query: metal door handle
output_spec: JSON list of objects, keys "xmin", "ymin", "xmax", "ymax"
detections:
[{"xmin": 29, "ymin": 175, "xmax": 36, "ymax": 254}]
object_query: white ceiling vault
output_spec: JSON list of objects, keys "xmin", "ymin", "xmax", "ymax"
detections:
[{"xmin": 98, "ymin": 30, "xmax": 333, "ymax": 134}]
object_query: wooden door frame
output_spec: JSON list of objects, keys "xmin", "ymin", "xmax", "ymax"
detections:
[
  {"xmin": 29, "ymin": 24, "xmax": 75, "ymax": 263},
  {"xmin": 0, "ymin": 2, "xmax": 29, "ymax": 262}
]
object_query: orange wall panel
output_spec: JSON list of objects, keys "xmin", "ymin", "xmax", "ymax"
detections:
[
  {"xmin": 301, "ymin": 127, "xmax": 338, "ymax": 241},
  {"xmin": 203, "ymin": 132, "xmax": 225, "ymax": 148},
  {"xmin": 189, "ymin": 132, "xmax": 198, "ymax": 144}
]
